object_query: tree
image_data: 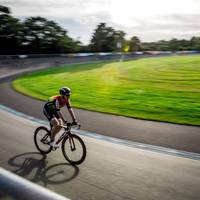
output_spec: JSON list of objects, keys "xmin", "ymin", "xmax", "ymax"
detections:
[
  {"xmin": 90, "ymin": 23, "xmax": 125, "ymax": 52},
  {"xmin": 0, "ymin": 5, "xmax": 24, "ymax": 54},
  {"xmin": 140, "ymin": 38, "xmax": 200, "ymax": 51},
  {"xmin": 114, "ymin": 30, "xmax": 126, "ymax": 51},
  {"xmin": 0, "ymin": 5, "xmax": 10, "ymax": 14},
  {"xmin": 127, "ymin": 36, "xmax": 141, "ymax": 52},
  {"xmin": 190, "ymin": 37, "xmax": 200, "ymax": 50},
  {"xmin": 22, "ymin": 17, "xmax": 67, "ymax": 53},
  {"xmin": 22, "ymin": 16, "xmax": 82, "ymax": 53},
  {"xmin": 58, "ymin": 36, "xmax": 83, "ymax": 53}
]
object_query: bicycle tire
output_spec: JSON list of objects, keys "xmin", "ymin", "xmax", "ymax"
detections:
[
  {"xmin": 62, "ymin": 134, "xmax": 86, "ymax": 165},
  {"xmin": 34, "ymin": 126, "xmax": 52, "ymax": 154}
]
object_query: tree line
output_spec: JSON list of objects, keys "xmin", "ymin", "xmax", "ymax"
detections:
[{"xmin": 1, "ymin": 5, "xmax": 200, "ymax": 55}]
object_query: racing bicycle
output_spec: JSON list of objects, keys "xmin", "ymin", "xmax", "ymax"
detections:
[{"xmin": 34, "ymin": 122, "xmax": 86, "ymax": 165}]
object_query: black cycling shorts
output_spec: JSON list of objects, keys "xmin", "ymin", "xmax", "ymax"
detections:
[{"xmin": 43, "ymin": 103, "xmax": 60, "ymax": 121}]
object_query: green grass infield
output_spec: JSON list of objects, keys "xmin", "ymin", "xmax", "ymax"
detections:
[{"xmin": 13, "ymin": 55, "xmax": 200, "ymax": 126}]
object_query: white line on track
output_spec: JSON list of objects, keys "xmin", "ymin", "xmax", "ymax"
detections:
[{"xmin": 1, "ymin": 104, "xmax": 200, "ymax": 161}]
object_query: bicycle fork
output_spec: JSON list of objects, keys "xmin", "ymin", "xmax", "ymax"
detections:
[{"xmin": 69, "ymin": 136, "xmax": 76, "ymax": 151}]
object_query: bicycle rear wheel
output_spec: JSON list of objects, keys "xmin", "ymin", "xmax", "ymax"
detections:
[
  {"xmin": 34, "ymin": 126, "xmax": 52, "ymax": 154},
  {"xmin": 62, "ymin": 134, "xmax": 86, "ymax": 165}
]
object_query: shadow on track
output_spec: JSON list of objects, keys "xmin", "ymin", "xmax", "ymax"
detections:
[{"xmin": 7, "ymin": 152, "xmax": 79, "ymax": 187}]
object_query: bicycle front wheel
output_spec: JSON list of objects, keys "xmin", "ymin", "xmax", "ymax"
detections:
[
  {"xmin": 62, "ymin": 134, "xmax": 86, "ymax": 165},
  {"xmin": 34, "ymin": 126, "xmax": 52, "ymax": 154}
]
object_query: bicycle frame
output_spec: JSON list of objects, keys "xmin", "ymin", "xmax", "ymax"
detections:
[
  {"xmin": 54, "ymin": 125, "xmax": 71, "ymax": 145},
  {"xmin": 34, "ymin": 122, "xmax": 86, "ymax": 164}
]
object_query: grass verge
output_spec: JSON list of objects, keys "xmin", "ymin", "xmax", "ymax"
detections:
[{"xmin": 13, "ymin": 56, "xmax": 200, "ymax": 125}]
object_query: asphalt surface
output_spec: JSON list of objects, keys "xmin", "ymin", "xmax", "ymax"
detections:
[
  {"xmin": 1, "ymin": 109, "xmax": 200, "ymax": 200},
  {"xmin": 0, "ymin": 56, "xmax": 200, "ymax": 153}
]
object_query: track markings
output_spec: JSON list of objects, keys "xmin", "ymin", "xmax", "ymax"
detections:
[{"xmin": 1, "ymin": 104, "xmax": 200, "ymax": 161}]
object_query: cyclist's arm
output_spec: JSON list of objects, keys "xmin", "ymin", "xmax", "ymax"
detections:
[{"xmin": 66, "ymin": 99, "xmax": 77, "ymax": 122}]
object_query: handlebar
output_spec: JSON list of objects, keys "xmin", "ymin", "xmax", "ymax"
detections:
[{"xmin": 60, "ymin": 122, "xmax": 81, "ymax": 130}]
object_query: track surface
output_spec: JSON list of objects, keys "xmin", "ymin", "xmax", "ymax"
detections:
[
  {"xmin": 1, "ymin": 109, "xmax": 200, "ymax": 200},
  {"xmin": 0, "ymin": 56, "xmax": 200, "ymax": 153}
]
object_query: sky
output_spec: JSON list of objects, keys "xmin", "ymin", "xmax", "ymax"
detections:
[{"xmin": 2, "ymin": 0, "xmax": 200, "ymax": 44}]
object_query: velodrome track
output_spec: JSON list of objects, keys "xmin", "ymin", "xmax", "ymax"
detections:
[
  {"xmin": 1, "ymin": 108, "xmax": 200, "ymax": 200},
  {"xmin": 0, "ymin": 55, "xmax": 200, "ymax": 200},
  {"xmin": 0, "ymin": 55, "xmax": 200, "ymax": 153}
]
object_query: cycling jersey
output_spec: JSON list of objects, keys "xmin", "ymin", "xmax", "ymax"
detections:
[
  {"xmin": 43, "ymin": 95, "xmax": 71, "ymax": 120},
  {"xmin": 47, "ymin": 95, "xmax": 71, "ymax": 110}
]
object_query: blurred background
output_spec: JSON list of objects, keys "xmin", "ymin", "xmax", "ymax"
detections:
[{"xmin": 0, "ymin": 0, "xmax": 200, "ymax": 55}]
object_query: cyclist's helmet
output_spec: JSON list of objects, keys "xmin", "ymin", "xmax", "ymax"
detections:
[{"xmin": 59, "ymin": 87, "xmax": 71, "ymax": 96}]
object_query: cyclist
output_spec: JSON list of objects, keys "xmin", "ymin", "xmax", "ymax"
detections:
[{"xmin": 43, "ymin": 87, "xmax": 78, "ymax": 148}]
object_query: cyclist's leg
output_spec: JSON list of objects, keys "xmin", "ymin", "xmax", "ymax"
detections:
[
  {"xmin": 43, "ymin": 104, "xmax": 52, "ymax": 122},
  {"xmin": 43, "ymin": 104, "xmax": 61, "ymax": 142},
  {"xmin": 43, "ymin": 105, "xmax": 55, "ymax": 141},
  {"xmin": 50, "ymin": 115, "xmax": 62, "ymax": 141}
]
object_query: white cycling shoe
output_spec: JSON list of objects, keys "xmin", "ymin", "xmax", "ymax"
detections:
[{"xmin": 49, "ymin": 141, "xmax": 59, "ymax": 150}]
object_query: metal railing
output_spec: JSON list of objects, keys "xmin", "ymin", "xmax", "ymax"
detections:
[{"xmin": 0, "ymin": 168, "xmax": 70, "ymax": 200}]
